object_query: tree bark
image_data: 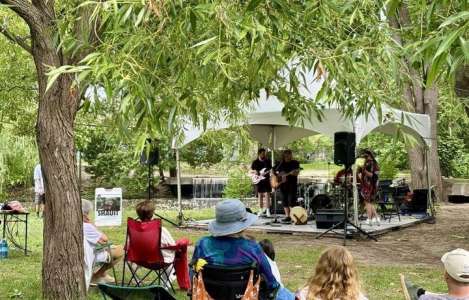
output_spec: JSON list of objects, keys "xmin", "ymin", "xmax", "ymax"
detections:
[
  {"xmin": 455, "ymin": 65, "xmax": 469, "ymax": 99},
  {"xmin": 407, "ymin": 87, "xmax": 444, "ymax": 200},
  {"xmin": 3, "ymin": 1, "xmax": 96, "ymax": 298},
  {"xmin": 388, "ymin": 4, "xmax": 445, "ymax": 201},
  {"xmin": 30, "ymin": 15, "xmax": 86, "ymax": 300}
]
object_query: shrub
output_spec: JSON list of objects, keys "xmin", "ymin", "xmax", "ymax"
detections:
[
  {"xmin": 0, "ymin": 132, "xmax": 38, "ymax": 198},
  {"xmin": 223, "ymin": 167, "xmax": 254, "ymax": 200},
  {"xmin": 378, "ymin": 159, "xmax": 398, "ymax": 180}
]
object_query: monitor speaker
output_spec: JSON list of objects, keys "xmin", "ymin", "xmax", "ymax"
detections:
[
  {"xmin": 140, "ymin": 139, "xmax": 159, "ymax": 166},
  {"xmin": 269, "ymin": 190, "xmax": 284, "ymax": 215},
  {"xmin": 315, "ymin": 209, "xmax": 344, "ymax": 229},
  {"xmin": 334, "ymin": 132, "xmax": 356, "ymax": 166}
]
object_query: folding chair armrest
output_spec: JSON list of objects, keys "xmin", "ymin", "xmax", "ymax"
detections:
[
  {"xmin": 162, "ymin": 240, "xmax": 192, "ymax": 251},
  {"xmin": 96, "ymin": 242, "xmax": 113, "ymax": 252}
]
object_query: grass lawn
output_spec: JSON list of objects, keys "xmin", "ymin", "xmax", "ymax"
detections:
[{"xmin": 0, "ymin": 204, "xmax": 448, "ymax": 299}]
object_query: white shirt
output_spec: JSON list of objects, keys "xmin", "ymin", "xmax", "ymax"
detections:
[
  {"xmin": 161, "ymin": 227, "xmax": 176, "ymax": 263},
  {"xmin": 266, "ymin": 255, "xmax": 283, "ymax": 287},
  {"xmin": 83, "ymin": 222, "xmax": 109, "ymax": 289},
  {"xmin": 83, "ymin": 235, "xmax": 94, "ymax": 290},
  {"xmin": 33, "ymin": 164, "xmax": 44, "ymax": 194},
  {"xmin": 83, "ymin": 222, "xmax": 102, "ymax": 289}
]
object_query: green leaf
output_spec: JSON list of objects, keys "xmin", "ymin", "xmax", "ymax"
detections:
[
  {"xmin": 460, "ymin": 37, "xmax": 469, "ymax": 61},
  {"xmin": 135, "ymin": 7, "xmax": 146, "ymax": 27},
  {"xmin": 426, "ymin": 53, "xmax": 446, "ymax": 86},
  {"xmin": 189, "ymin": 10, "xmax": 197, "ymax": 32},
  {"xmin": 385, "ymin": 0, "xmax": 401, "ymax": 17},
  {"xmin": 439, "ymin": 11, "xmax": 469, "ymax": 28},
  {"xmin": 246, "ymin": 0, "xmax": 263, "ymax": 11},
  {"xmin": 434, "ymin": 27, "xmax": 464, "ymax": 59},
  {"xmin": 190, "ymin": 36, "xmax": 217, "ymax": 48},
  {"xmin": 122, "ymin": 5, "xmax": 133, "ymax": 23}
]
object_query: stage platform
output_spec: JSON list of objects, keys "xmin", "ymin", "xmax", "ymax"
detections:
[{"xmin": 183, "ymin": 213, "xmax": 432, "ymax": 238}]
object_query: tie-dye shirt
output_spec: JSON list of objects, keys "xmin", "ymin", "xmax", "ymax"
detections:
[{"xmin": 191, "ymin": 236, "xmax": 280, "ymax": 289}]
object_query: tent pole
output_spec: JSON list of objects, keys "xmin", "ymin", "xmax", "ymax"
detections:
[
  {"xmin": 352, "ymin": 163, "xmax": 359, "ymax": 225},
  {"xmin": 425, "ymin": 146, "xmax": 434, "ymax": 217},
  {"xmin": 271, "ymin": 126, "xmax": 279, "ymax": 223},
  {"xmin": 176, "ymin": 148, "xmax": 183, "ymax": 225}
]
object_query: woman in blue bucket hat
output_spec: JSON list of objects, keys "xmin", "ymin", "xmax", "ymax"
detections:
[{"xmin": 191, "ymin": 199, "xmax": 294, "ymax": 300}]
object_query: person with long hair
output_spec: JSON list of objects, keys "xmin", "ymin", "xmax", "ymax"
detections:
[
  {"xmin": 296, "ymin": 246, "xmax": 368, "ymax": 300},
  {"xmin": 358, "ymin": 149, "xmax": 380, "ymax": 226},
  {"xmin": 273, "ymin": 149, "xmax": 300, "ymax": 223}
]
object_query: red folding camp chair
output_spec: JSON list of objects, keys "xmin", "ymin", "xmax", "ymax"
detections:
[{"xmin": 121, "ymin": 218, "xmax": 176, "ymax": 293}]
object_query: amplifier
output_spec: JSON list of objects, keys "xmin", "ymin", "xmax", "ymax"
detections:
[
  {"xmin": 316, "ymin": 209, "xmax": 344, "ymax": 229},
  {"xmin": 269, "ymin": 190, "xmax": 284, "ymax": 215}
]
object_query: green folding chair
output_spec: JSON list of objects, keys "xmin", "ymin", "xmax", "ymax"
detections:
[
  {"xmin": 94, "ymin": 242, "xmax": 118, "ymax": 285},
  {"xmin": 98, "ymin": 283, "xmax": 176, "ymax": 300}
]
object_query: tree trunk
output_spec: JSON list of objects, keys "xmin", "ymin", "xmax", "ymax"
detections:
[
  {"xmin": 389, "ymin": 5, "xmax": 445, "ymax": 202},
  {"xmin": 455, "ymin": 65, "xmax": 469, "ymax": 98},
  {"xmin": 407, "ymin": 86, "xmax": 444, "ymax": 201},
  {"xmin": 31, "ymin": 25, "xmax": 86, "ymax": 299},
  {"xmin": 158, "ymin": 164, "xmax": 166, "ymax": 182}
]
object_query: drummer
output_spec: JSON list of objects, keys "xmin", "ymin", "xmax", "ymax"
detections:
[{"xmin": 334, "ymin": 168, "xmax": 353, "ymax": 185}]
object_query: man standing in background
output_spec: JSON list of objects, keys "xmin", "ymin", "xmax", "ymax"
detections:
[{"xmin": 34, "ymin": 163, "xmax": 45, "ymax": 217}]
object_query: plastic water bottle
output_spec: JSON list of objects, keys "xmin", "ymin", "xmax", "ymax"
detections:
[{"xmin": 0, "ymin": 239, "xmax": 8, "ymax": 259}]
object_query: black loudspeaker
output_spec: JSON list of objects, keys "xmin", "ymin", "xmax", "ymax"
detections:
[
  {"xmin": 316, "ymin": 209, "xmax": 344, "ymax": 229},
  {"xmin": 269, "ymin": 190, "xmax": 284, "ymax": 215},
  {"xmin": 140, "ymin": 139, "xmax": 159, "ymax": 166},
  {"xmin": 334, "ymin": 132, "xmax": 356, "ymax": 166},
  {"xmin": 410, "ymin": 189, "xmax": 433, "ymax": 212}
]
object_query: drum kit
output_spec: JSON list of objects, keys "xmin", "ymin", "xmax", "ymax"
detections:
[{"xmin": 298, "ymin": 179, "xmax": 354, "ymax": 220}]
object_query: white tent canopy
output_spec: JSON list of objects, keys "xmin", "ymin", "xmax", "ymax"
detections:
[
  {"xmin": 174, "ymin": 93, "xmax": 431, "ymax": 149},
  {"xmin": 174, "ymin": 61, "xmax": 431, "ymax": 149}
]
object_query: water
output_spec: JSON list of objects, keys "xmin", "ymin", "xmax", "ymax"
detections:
[{"xmin": 192, "ymin": 177, "xmax": 227, "ymax": 200}]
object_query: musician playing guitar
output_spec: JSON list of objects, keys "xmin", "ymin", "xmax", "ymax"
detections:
[
  {"xmin": 273, "ymin": 149, "xmax": 300, "ymax": 223},
  {"xmin": 250, "ymin": 148, "xmax": 272, "ymax": 217}
]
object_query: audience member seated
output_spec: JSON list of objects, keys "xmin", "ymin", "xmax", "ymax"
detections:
[
  {"xmin": 82, "ymin": 199, "xmax": 124, "ymax": 287},
  {"xmin": 295, "ymin": 246, "xmax": 368, "ymax": 300},
  {"xmin": 191, "ymin": 199, "xmax": 294, "ymax": 299},
  {"xmin": 259, "ymin": 239, "xmax": 282, "ymax": 287},
  {"xmin": 409, "ymin": 249, "xmax": 469, "ymax": 300},
  {"xmin": 136, "ymin": 200, "xmax": 176, "ymax": 264},
  {"xmin": 134, "ymin": 200, "xmax": 190, "ymax": 290}
]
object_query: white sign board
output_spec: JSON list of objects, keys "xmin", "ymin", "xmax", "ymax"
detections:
[{"xmin": 95, "ymin": 188, "xmax": 123, "ymax": 227}]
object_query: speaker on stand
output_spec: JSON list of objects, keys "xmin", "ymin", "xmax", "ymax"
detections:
[
  {"xmin": 140, "ymin": 138, "xmax": 159, "ymax": 201},
  {"xmin": 316, "ymin": 132, "xmax": 377, "ymax": 245},
  {"xmin": 141, "ymin": 139, "xmax": 178, "ymax": 227}
]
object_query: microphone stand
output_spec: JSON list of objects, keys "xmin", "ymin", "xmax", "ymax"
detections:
[
  {"xmin": 316, "ymin": 164, "xmax": 377, "ymax": 246},
  {"xmin": 153, "ymin": 212, "xmax": 179, "ymax": 227}
]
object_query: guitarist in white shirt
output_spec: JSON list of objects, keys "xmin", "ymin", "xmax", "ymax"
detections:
[
  {"xmin": 273, "ymin": 150, "xmax": 300, "ymax": 223},
  {"xmin": 250, "ymin": 148, "xmax": 272, "ymax": 217}
]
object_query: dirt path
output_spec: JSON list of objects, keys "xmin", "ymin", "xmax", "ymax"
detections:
[{"xmin": 251, "ymin": 203, "xmax": 469, "ymax": 267}]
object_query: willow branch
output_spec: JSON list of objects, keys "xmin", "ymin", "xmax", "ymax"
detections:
[
  {"xmin": 0, "ymin": 26, "xmax": 32, "ymax": 53},
  {"xmin": 0, "ymin": 0, "xmax": 41, "ymax": 27}
]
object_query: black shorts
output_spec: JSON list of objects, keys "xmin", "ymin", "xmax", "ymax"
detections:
[
  {"xmin": 280, "ymin": 187, "xmax": 297, "ymax": 208},
  {"xmin": 35, "ymin": 193, "xmax": 45, "ymax": 204},
  {"xmin": 256, "ymin": 179, "xmax": 272, "ymax": 194}
]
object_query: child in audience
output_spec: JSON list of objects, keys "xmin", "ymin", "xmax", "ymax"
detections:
[
  {"xmin": 135, "ymin": 200, "xmax": 176, "ymax": 264},
  {"xmin": 259, "ymin": 239, "xmax": 283, "ymax": 287},
  {"xmin": 296, "ymin": 246, "xmax": 368, "ymax": 300}
]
